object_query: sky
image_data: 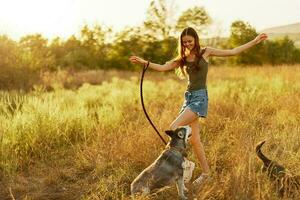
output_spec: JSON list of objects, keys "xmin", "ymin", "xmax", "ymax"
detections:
[{"xmin": 0, "ymin": 0, "xmax": 299, "ymax": 40}]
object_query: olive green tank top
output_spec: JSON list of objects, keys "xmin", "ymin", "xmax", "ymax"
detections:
[{"xmin": 185, "ymin": 57, "xmax": 208, "ymax": 91}]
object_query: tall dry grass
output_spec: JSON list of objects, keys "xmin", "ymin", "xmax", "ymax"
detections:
[{"xmin": 0, "ymin": 66, "xmax": 300, "ymax": 199}]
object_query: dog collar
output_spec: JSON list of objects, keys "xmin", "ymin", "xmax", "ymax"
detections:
[{"xmin": 167, "ymin": 146, "xmax": 188, "ymax": 157}]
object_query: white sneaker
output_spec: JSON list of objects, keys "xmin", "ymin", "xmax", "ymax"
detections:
[
  {"xmin": 183, "ymin": 159, "xmax": 195, "ymax": 183},
  {"xmin": 192, "ymin": 173, "xmax": 210, "ymax": 187}
]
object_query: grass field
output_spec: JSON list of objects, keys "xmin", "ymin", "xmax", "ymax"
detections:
[{"xmin": 0, "ymin": 66, "xmax": 300, "ymax": 199}]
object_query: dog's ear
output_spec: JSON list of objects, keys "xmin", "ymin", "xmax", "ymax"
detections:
[{"xmin": 165, "ymin": 130, "xmax": 174, "ymax": 137}]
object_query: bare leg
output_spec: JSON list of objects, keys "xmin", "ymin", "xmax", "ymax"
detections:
[
  {"xmin": 169, "ymin": 108, "xmax": 210, "ymax": 174},
  {"xmin": 169, "ymin": 108, "xmax": 198, "ymax": 130},
  {"xmin": 189, "ymin": 119, "xmax": 210, "ymax": 174}
]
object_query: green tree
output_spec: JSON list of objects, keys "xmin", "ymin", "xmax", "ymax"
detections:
[
  {"xmin": 143, "ymin": 37, "xmax": 177, "ymax": 65},
  {"xmin": 80, "ymin": 25, "xmax": 112, "ymax": 68},
  {"xmin": 278, "ymin": 36, "xmax": 297, "ymax": 64},
  {"xmin": 0, "ymin": 35, "xmax": 20, "ymax": 68},
  {"xmin": 228, "ymin": 21, "xmax": 263, "ymax": 65},
  {"xmin": 264, "ymin": 36, "xmax": 297, "ymax": 65},
  {"xmin": 143, "ymin": 0, "xmax": 176, "ymax": 40},
  {"xmin": 110, "ymin": 27, "xmax": 150, "ymax": 70},
  {"xmin": 60, "ymin": 35, "xmax": 86, "ymax": 69},
  {"xmin": 143, "ymin": 1, "xmax": 212, "ymax": 40},
  {"xmin": 175, "ymin": 6, "xmax": 212, "ymax": 36},
  {"xmin": 48, "ymin": 37, "xmax": 65, "ymax": 69},
  {"xmin": 294, "ymin": 48, "xmax": 300, "ymax": 63},
  {"xmin": 52, "ymin": 25, "xmax": 111, "ymax": 69},
  {"xmin": 19, "ymin": 34, "xmax": 55, "ymax": 70}
]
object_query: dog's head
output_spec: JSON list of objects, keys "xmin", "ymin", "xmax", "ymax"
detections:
[{"xmin": 165, "ymin": 126, "xmax": 192, "ymax": 148}]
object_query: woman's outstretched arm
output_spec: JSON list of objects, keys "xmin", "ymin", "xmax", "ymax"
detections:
[
  {"xmin": 205, "ymin": 33, "xmax": 268, "ymax": 57},
  {"xmin": 129, "ymin": 56, "xmax": 179, "ymax": 72}
]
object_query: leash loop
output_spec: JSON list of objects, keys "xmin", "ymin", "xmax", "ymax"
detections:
[{"xmin": 140, "ymin": 61, "xmax": 167, "ymax": 145}]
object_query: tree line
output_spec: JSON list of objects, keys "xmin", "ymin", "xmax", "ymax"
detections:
[{"xmin": 1, "ymin": 0, "xmax": 300, "ymax": 73}]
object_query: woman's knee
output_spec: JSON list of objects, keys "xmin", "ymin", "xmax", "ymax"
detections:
[
  {"xmin": 190, "ymin": 119, "xmax": 199, "ymax": 128},
  {"xmin": 169, "ymin": 117, "xmax": 199, "ymax": 132}
]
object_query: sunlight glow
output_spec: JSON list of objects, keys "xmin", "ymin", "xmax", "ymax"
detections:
[
  {"xmin": 0, "ymin": 0, "xmax": 299, "ymax": 40},
  {"xmin": 0, "ymin": 0, "xmax": 80, "ymax": 39}
]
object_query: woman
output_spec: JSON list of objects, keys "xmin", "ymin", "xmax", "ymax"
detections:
[{"xmin": 129, "ymin": 27, "xmax": 267, "ymax": 187}]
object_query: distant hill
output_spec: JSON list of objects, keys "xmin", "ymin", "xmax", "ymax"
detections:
[
  {"xmin": 261, "ymin": 22, "xmax": 300, "ymax": 47},
  {"xmin": 262, "ymin": 22, "xmax": 300, "ymax": 34}
]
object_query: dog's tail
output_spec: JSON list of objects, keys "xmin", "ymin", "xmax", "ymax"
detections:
[{"xmin": 256, "ymin": 141, "xmax": 272, "ymax": 166}]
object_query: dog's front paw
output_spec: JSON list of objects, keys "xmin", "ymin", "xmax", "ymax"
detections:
[
  {"xmin": 179, "ymin": 195, "xmax": 188, "ymax": 200},
  {"xmin": 183, "ymin": 184, "xmax": 189, "ymax": 193}
]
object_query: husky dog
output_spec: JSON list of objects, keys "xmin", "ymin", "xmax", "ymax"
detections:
[
  {"xmin": 256, "ymin": 141, "xmax": 300, "ymax": 198},
  {"xmin": 131, "ymin": 126, "xmax": 192, "ymax": 200}
]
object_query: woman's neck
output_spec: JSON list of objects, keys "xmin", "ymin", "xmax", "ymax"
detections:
[
  {"xmin": 185, "ymin": 53, "xmax": 196, "ymax": 58},
  {"xmin": 185, "ymin": 49, "xmax": 197, "ymax": 57}
]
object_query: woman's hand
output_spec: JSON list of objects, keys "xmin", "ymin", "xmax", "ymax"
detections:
[
  {"xmin": 129, "ymin": 56, "xmax": 148, "ymax": 65},
  {"xmin": 253, "ymin": 33, "xmax": 268, "ymax": 44}
]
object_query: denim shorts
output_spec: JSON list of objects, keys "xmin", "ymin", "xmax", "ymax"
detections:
[{"xmin": 179, "ymin": 89, "xmax": 208, "ymax": 118}]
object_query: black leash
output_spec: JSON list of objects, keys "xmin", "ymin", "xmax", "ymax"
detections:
[{"xmin": 140, "ymin": 61, "xmax": 167, "ymax": 145}]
